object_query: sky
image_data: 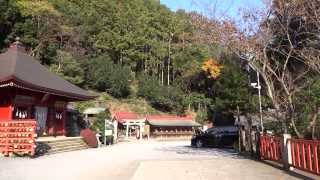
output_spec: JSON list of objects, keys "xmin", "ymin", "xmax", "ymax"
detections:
[{"xmin": 160, "ymin": 0, "xmax": 266, "ymax": 20}]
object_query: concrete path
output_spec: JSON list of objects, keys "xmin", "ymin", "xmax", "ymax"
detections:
[{"xmin": 0, "ymin": 140, "xmax": 303, "ymax": 180}]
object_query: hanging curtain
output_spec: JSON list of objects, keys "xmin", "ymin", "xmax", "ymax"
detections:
[{"xmin": 35, "ymin": 106, "xmax": 48, "ymax": 134}]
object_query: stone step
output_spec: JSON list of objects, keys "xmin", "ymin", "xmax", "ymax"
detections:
[
  {"xmin": 36, "ymin": 137, "xmax": 90, "ymax": 155},
  {"xmin": 46, "ymin": 139, "xmax": 86, "ymax": 145},
  {"xmin": 47, "ymin": 146, "xmax": 89, "ymax": 155},
  {"xmin": 49, "ymin": 144, "xmax": 89, "ymax": 152},
  {"xmin": 48, "ymin": 142, "xmax": 87, "ymax": 149},
  {"xmin": 44, "ymin": 138, "xmax": 85, "ymax": 144}
]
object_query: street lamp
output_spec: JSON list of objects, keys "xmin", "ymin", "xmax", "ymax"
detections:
[{"xmin": 250, "ymin": 71, "xmax": 264, "ymax": 132}]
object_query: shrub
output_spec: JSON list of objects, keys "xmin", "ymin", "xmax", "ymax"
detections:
[
  {"xmin": 91, "ymin": 110, "xmax": 111, "ymax": 137},
  {"xmin": 80, "ymin": 129, "xmax": 98, "ymax": 148}
]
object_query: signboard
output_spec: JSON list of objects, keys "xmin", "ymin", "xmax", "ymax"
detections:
[{"xmin": 105, "ymin": 130, "xmax": 113, "ymax": 136}]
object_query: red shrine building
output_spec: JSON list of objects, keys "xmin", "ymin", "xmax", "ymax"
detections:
[{"xmin": 0, "ymin": 40, "xmax": 96, "ymax": 136}]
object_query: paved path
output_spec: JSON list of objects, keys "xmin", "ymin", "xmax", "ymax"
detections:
[{"xmin": 0, "ymin": 140, "xmax": 302, "ymax": 180}]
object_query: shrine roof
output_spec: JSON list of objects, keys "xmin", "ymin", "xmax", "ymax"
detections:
[
  {"xmin": 113, "ymin": 112, "xmax": 140, "ymax": 123},
  {"xmin": 146, "ymin": 115, "xmax": 200, "ymax": 127},
  {"xmin": 0, "ymin": 41, "xmax": 96, "ymax": 101}
]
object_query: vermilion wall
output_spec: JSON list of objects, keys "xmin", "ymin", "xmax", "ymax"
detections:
[
  {"xmin": 0, "ymin": 106, "xmax": 12, "ymax": 120},
  {"xmin": 0, "ymin": 88, "xmax": 12, "ymax": 120},
  {"xmin": 0, "ymin": 87, "xmax": 68, "ymax": 136}
]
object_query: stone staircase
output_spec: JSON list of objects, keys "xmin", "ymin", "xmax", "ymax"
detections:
[{"xmin": 36, "ymin": 137, "xmax": 89, "ymax": 155}]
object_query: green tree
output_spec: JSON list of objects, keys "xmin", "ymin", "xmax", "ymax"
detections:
[
  {"xmin": 87, "ymin": 56, "xmax": 132, "ymax": 98},
  {"xmin": 49, "ymin": 50, "xmax": 84, "ymax": 86}
]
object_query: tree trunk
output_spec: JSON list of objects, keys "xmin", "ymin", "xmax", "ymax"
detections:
[
  {"xmin": 274, "ymin": 103, "xmax": 288, "ymax": 134},
  {"xmin": 311, "ymin": 107, "xmax": 320, "ymax": 140},
  {"xmin": 237, "ymin": 105, "xmax": 241, "ymax": 152},
  {"xmin": 158, "ymin": 64, "xmax": 161, "ymax": 85},
  {"xmin": 167, "ymin": 37, "xmax": 171, "ymax": 86},
  {"xmin": 290, "ymin": 115, "xmax": 303, "ymax": 138},
  {"xmin": 288, "ymin": 96, "xmax": 303, "ymax": 138},
  {"xmin": 311, "ymin": 112, "xmax": 318, "ymax": 140},
  {"xmin": 161, "ymin": 63, "xmax": 164, "ymax": 86}
]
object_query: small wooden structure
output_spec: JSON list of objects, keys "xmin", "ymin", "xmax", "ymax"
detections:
[
  {"xmin": 113, "ymin": 112, "xmax": 201, "ymax": 141},
  {"xmin": 146, "ymin": 115, "xmax": 201, "ymax": 140}
]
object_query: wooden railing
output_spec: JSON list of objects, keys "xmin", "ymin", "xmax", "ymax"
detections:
[
  {"xmin": 289, "ymin": 139, "xmax": 320, "ymax": 175},
  {"xmin": 0, "ymin": 120, "xmax": 37, "ymax": 156},
  {"xmin": 260, "ymin": 135, "xmax": 283, "ymax": 162}
]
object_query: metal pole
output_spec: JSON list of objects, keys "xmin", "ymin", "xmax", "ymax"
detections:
[{"xmin": 256, "ymin": 71, "xmax": 264, "ymax": 132}]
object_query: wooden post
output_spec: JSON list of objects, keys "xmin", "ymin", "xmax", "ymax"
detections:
[
  {"xmin": 139, "ymin": 123, "xmax": 143, "ymax": 141},
  {"xmin": 126, "ymin": 123, "xmax": 129, "ymax": 139},
  {"xmin": 104, "ymin": 119, "xmax": 107, "ymax": 146},
  {"xmin": 113, "ymin": 120, "xmax": 118, "ymax": 144}
]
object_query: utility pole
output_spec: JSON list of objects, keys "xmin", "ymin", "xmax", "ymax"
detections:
[
  {"xmin": 250, "ymin": 67, "xmax": 264, "ymax": 132},
  {"xmin": 246, "ymin": 60, "xmax": 264, "ymax": 132},
  {"xmin": 256, "ymin": 71, "xmax": 264, "ymax": 132}
]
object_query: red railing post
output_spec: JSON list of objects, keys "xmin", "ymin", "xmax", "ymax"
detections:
[
  {"xmin": 307, "ymin": 144, "xmax": 312, "ymax": 172},
  {"xmin": 297, "ymin": 143, "xmax": 301, "ymax": 168},
  {"xmin": 288, "ymin": 139, "xmax": 320, "ymax": 176},
  {"xmin": 259, "ymin": 135, "xmax": 283, "ymax": 163},
  {"xmin": 302, "ymin": 143, "xmax": 306, "ymax": 169},
  {"xmin": 314, "ymin": 143, "xmax": 319, "ymax": 174}
]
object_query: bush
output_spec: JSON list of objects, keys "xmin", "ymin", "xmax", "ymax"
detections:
[
  {"xmin": 80, "ymin": 129, "xmax": 98, "ymax": 148},
  {"xmin": 91, "ymin": 110, "xmax": 111, "ymax": 137}
]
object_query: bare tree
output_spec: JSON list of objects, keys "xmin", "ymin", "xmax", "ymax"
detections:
[{"xmin": 191, "ymin": 0, "xmax": 320, "ymax": 137}]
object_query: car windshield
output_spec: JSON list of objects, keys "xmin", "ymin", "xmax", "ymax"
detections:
[{"xmin": 204, "ymin": 126, "xmax": 238, "ymax": 134}]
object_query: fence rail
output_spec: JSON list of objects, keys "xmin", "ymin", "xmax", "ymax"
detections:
[
  {"xmin": 289, "ymin": 139, "xmax": 320, "ymax": 175},
  {"xmin": 0, "ymin": 120, "xmax": 37, "ymax": 156},
  {"xmin": 260, "ymin": 135, "xmax": 283, "ymax": 162}
]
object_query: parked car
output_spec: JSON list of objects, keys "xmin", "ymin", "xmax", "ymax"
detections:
[{"xmin": 191, "ymin": 126, "xmax": 239, "ymax": 148}]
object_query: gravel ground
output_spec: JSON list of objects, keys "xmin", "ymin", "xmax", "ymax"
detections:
[{"xmin": 0, "ymin": 140, "xmax": 303, "ymax": 180}]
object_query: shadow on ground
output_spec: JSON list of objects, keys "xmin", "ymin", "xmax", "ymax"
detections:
[
  {"xmin": 154, "ymin": 145, "xmax": 244, "ymax": 159},
  {"xmin": 260, "ymin": 160, "xmax": 316, "ymax": 180}
]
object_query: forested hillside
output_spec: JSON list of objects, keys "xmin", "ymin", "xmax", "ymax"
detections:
[
  {"xmin": 4, "ymin": 0, "xmax": 320, "ymax": 139},
  {"xmin": 0, "ymin": 0, "xmax": 253, "ymax": 124}
]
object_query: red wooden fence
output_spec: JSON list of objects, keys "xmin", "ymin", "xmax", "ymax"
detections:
[
  {"xmin": 289, "ymin": 139, "xmax": 320, "ymax": 176},
  {"xmin": 260, "ymin": 135, "xmax": 283, "ymax": 162},
  {"xmin": 0, "ymin": 120, "xmax": 37, "ymax": 156}
]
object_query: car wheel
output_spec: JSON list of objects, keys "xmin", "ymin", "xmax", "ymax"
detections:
[{"xmin": 196, "ymin": 139, "xmax": 203, "ymax": 148}]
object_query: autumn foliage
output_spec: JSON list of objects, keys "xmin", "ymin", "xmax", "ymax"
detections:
[
  {"xmin": 201, "ymin": 58, "xmax": 223, "ymax": 79},
  {"xmin": 80, "ymin": 129, "xmax": 98, "ymax": 148}
]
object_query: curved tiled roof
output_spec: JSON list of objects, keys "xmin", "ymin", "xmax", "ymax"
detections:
[
  {"xmin": 147, "ymin": 120, "xmax": 200, "ymax": 127},
  {"xmin": 146, "ymin": 115, "xmax": 193, "ymax": 121},
  {"xmin": 113, "ymin": 112, "xmax": 139, "ymax": 123},
  {"xmin": 146, "ymin": 115, "xmax": 200, "ymax": 127},
  {"xmin": 0, "ymin": 42, "xmax": 96, "ymax": 101}
]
